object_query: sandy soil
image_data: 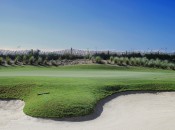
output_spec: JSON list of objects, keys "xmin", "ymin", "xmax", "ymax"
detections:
[{"xmin": 1, "ymin": 92, "xmax": 175, "ymax": 130}]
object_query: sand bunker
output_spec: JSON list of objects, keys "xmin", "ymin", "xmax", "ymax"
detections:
[{"xmin": 1, "ymin": 92, "xmax": 175, "ymax": 130}]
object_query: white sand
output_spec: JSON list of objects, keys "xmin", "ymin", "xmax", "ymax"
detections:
[{"xmin": 1, "ymin": 92, "xmax": 175, "ymax": 130}]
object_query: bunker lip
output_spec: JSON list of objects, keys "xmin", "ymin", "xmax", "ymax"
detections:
[
  {"xmin": 45, "ymin": 90, "xmax": 175, "ymax": 122},
  {"xmin": 1, "ymin": 90, "xmax": 174, "ymax": 122},
  {"xmin": 1, "ymin": 91, "xmax": 175, "ymax": 130}
]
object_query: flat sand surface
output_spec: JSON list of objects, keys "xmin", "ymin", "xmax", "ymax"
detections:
[{"xmin": 1, "ymin": 92, "xmax": 175, "ymax": 130}]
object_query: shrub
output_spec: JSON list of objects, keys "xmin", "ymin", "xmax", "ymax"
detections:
[
  {"xmin": 22, "ymin": 55, "xmax": 28, "ymax": 64},
  {"xmin": 135, "ymin": 58, "xmax": 141, "ymax": 66},
  {"xmin": 14, "ymin": 56, "xmax": 20, "ymax": 65},
  {"xmin": 159, "ymin": 62, "xmax": 167, "ymax": 69},
  {"xmin": 161, "ymin": 60, "xmax": 169, "ymax": 69},
  {"xmin": 119, "ymin": 57, "xmax": 124, "ymax": 65},
  {"xmin": 29, "ymin": 56, "xmax": 35, "ymax": 65},
  {"xmin": 147, "ymin": 59, "xmax": 155, "ymax": 67},
  {"xmin": 37, "ymin": 57, "xmax": 43, "ymax": 65},
  {"xmin": 43, "ymin": 58, "xmax": 49, "ymax": 66},
  {"xmin": 110, "ymin": 56, "xmax": 114, "ymax": 62},
  {"xmin": 124, "ymin": 57, "xmax": 129, "ymax": 65},
  {"xmin": 14, "ymin": 58, "xmax": 18, "ymax": 65},
  {"xmin": 0, "ymin": 57, "xmax": 3, "ymax": 65},
  {"xmin": 6, "ymin": 56, "xmax": 12, "ymax": 65},
  {"xmin": 129, "ymin": 57, "xmax": 136, "ymax": 66},
  {"xmin": 168, "ymin": 63, "xmax": 175, "ymax": 70},
  {"xmin": 154, "ymin": 58, "xmax": 161, "ymax": 68},
  {"xmin": 85, "ymin": 54, "xmax": 91, "ymax": 60},
  {"xmin": 95, "ymin": 56, "xmax": 103, "ymax": 64},
  {"xmin": 140, "ymin": 57, "xmax": 148, "ymax": 66},
  {"xmin": 90, "ymin": 56, "xmax": 96, "ymax": 63},
  {"xmin": 51, "ymin": 60, "xmax": 57, "ymax": 66},
  {"xmin": 172, "ymin": 64, "xmax": 175, "ymax": 70},
  {"xmin": 114, "ymin": 57, "xmax": 120, "ymax": 64}
]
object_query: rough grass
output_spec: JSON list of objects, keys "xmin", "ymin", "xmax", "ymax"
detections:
[{"xmin": 0, "ymin": 64, "xmax": 175, "ymax": 118}]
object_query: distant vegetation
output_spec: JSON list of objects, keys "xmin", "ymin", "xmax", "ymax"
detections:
[
  {"xmin": 0, "ymin": 48, "xmax": 175, "ymax": 70},
  {"xmin": 110, "ymin": 56, "xmax": 175, "ymax": 70}
]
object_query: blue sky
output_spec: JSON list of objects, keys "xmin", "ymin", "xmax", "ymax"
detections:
[{"xmin": 0, "ymin": 0, "xmax": 175, "ymax": 51}]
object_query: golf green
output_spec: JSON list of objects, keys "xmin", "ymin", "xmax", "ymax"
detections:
[{"xmin": 0, "ymin": 64, "xmax": 175, "ymax": 118}]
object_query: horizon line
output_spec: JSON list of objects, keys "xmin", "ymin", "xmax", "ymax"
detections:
[{"xmin": 0, "ymin": 48, "xmax": 174, "ymax": 53}]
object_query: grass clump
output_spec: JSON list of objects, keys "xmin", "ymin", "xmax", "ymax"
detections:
[{"xmin": 112, "ymin": 56, "xmax": 175, "ymax": 70}]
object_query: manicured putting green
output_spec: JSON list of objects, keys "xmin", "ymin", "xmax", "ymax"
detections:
[{"xmin": 0, "ymin": 64, "xmax": 175, "ymax": 118}]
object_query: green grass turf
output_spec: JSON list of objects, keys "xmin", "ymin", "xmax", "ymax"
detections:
[{"xmin": 0, "ymin": 64, "xmax": 175, "ymax": 118}]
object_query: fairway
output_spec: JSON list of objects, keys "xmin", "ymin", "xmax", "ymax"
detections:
[
  {"xmin": 0, "ymin": 68, "xmax": 163, "ymax": 78},
  {"xmin": 0, "ymin": 64, "xmax": 175, "ymax": 118}
]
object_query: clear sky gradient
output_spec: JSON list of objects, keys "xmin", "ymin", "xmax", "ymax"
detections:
[{"xmin": 0, "ymin": 0, "xmax": 175, "ymax": 51}]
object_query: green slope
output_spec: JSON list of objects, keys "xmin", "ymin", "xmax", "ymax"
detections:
[{"xmin": 0, "ymin": 64, "xmax": 175, "ymax": 118}]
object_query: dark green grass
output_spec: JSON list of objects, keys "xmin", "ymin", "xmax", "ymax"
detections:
[{"xmin": 0, "ymin": 64, "xmax": 175, "ymax": 118}]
